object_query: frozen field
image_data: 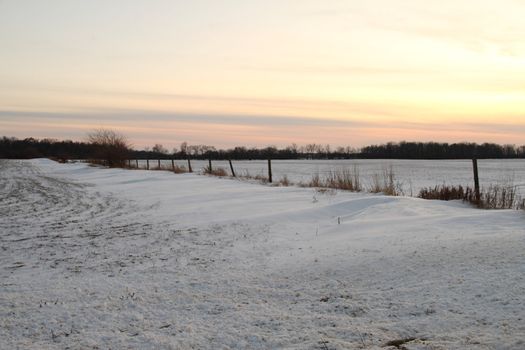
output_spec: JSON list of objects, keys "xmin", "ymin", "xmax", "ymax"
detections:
[
  {"xmin": 1, "ymin": 159, "xmax": 524, "ymax": 349},
  {"xmin": 138, "ymin": 159, "xmax": 525, "ymax": 196}
]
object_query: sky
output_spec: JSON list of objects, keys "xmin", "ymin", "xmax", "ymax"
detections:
[{"xmin": 1, "ymin": 0, "xmax": 524, "ymax": 150}]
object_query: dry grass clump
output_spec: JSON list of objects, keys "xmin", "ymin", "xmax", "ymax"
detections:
[
  {"xmin": 478, "ymin": 184, "xmax": 522, "ymax": 209},
  {"xmin": 303, "ymin": 166, "xmax": 362, "ymax": 192},
  {"xmin": 238, "ymin": 170, "xmax": 270, "ymax": 183},
  {"xmin": 369, "ymin": 166, "xmax": 401, "ymax": 196},
  {"xmin": 325, "ymin": 166, "xmax": 361, "ymax": 191},
  {"xmin": 204, "ymin": 166, "xmax": 228, "ymax": 177},
  {"xmin": 172, "ymin": 164, "xmax": 187, "ymax": 173},
  {"xmin": 308, "ymin": 173, "xmax": 322, "ymax": 187},
  {"xmin": 419, "ymin": 183, "xmax": 523, "ymax": 209},
  {"xmin": 278, "ymin": 175, "xmax": 291, "ymax": 186},
  {"xmin": 418, "ymin": 185, "xmax": 467, "ymax": 201}
]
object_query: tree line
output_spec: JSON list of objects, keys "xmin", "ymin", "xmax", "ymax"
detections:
[
  {"xmin": 1, "ymin": 135, "xmax": 524, "ymax": 162},
  {"xmin": 360, "ymin": 141, "xmax": 525, "ymax": 159}
]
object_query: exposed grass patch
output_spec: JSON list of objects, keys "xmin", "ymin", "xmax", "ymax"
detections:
[
  {"xmin": 303, "ymin": 167, "xmax": 363, "ymax": 192},
  {"xmin": 478, "ymin": 184, "xmax": 522, "ymax": 209},
  {"xmin": 419, "ymin": 183, "xmax": 523, "ymax": 209},
  {"xmin": 172, "ymin": 165, "xmax": 187, "ymax": 173},
  {"xmin": 418, "ymin": 185, "xmax": 467, "ymax": 201},
  {"xmin": 238, "ymin": 170, "xmax": 269, "ymax": 184},
  {"xmin": 369, "ymin": 166, "xmax": 402, "ymax": 196},
  {"xmin": 154, "ymin": 164, "xmax": 187, "ymax": 173},
  {"xmin": 204, "ymin": 166, "xmax": 228, "ymax": 177},
  {"xmin": 308, "ymin": 173, "xmax": 322, "ymax": 187},
  {"xmin": 325, "ymin": 166, "xmax": 361, "ymax": 191},
  {"xmin": 278, "ymin": 175, "xmax": 291, "ymax": 186}
]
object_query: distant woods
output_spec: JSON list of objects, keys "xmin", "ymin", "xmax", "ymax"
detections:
[
  {"xmin": 1, "ymin": 135, "xmax": 524, "ymax": 161},
  {"xmin": 360, "ymin": 141, "xmax": 525, "ymax": 159}
]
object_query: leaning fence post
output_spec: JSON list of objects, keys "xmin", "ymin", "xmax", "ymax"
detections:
[
  {"xmin": 187, "ymin": 158, "xmax": 193, "ymax": 173},
  {"xmin": 472, "ymin": 158, "xmax": 480, "ymax": 204},
  {"xmin": 229, "ymin": 159, "xmax": 236, "ymax": 177},
  {"xmin": 268, "ymin": 159, "xmax": 272, "ymax": 183}
]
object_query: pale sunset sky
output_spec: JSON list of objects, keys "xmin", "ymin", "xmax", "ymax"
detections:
[{"xmin": 1, "ymin": 0, "xmax": 524, "ymax": 149}]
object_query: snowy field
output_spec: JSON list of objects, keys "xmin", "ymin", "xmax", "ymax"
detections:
[
  {"xmin": 137, "ymin": 159, "xmax": 525, "ymax": 196},
  {"xmin": 1, "ymin": 159, "xmax": 524, "ymax": 349}
]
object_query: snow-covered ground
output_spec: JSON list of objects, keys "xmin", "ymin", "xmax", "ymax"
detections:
[{"xmin": 1, "ymin": 159, "xmax": 524, "ymax": 349}]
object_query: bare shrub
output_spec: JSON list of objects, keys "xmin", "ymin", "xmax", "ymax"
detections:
[{"xmin": 87, "ymin": 129, "xmax": 131, "ymax": 167}]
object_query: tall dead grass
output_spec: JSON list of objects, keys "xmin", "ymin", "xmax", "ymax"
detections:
[
  {"xmin": 204, "ymin": 166, "xmax": 228, "ymax": 177},
  {"xmin": 303, "ymin": 166, "xmax": 363, "ymax": 192},
  {"xmin": 238, "ymin": 170, "xmax": 269, "ymax": 184},
  {"xmin": 278, "ymin": 175, "xmax": 291, "ymax": 186},
  {"xmin": 325, "ymin": 166, "xmax": 362, "ymax": 191},
  {"xmin": 418, "ymin": 183, "xmax": 523, "ymax": 209},
  {"xmin": 149, "ymin": 163, "xmax": 187, "ymax": 173},
  {"xmin": 368, "ymin": 166, "xmax": 402, "ymax": 196}
]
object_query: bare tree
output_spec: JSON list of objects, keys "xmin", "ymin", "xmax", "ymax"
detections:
[
  {"xmin": 180, "ymin": 141, "xmax": 188, "ymax": 156},
  {"xmin": 152, "ymin": 143, "xmax": 168, "ymax": 154},
  {"xmin": 87, "ymin": 129, "xmax": 131, "ymax": 167}
]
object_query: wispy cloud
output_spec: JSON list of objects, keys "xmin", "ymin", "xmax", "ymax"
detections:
[
  {"xmin": 1, "ymin": 109, "xmax": 524, "ymax": 148},
  {"xmin": 305, "ymin": 1, "xmax": 525, "ymax": 55}
]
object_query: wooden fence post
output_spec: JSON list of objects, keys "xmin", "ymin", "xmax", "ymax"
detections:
[
  {"xmin": 268, "ymin": 159, "xmax": 272, "ymax": 183},
  {"xmin": 128, "ymin": 159, "xmax": 131, "ymax": 168},
  {"xmin": 171, "ymin": 159, "xmax": 175, "ymax": 172},
  {"xmin": 472, "ymin": 158, "xmax": 480, "ymax": 204},
  {"xmin": 229, "ymin": 159, "xmax": 236, "ymax": 177},
  {"xmin": 135, "ymin": 159, "xmax": 138, "ymax": 168},
  {"xmin": 146, "ymin": 158, "xmax": 149, "ymax": 170},
  {"xmin": 187, "ymin": 158, "xmax": 193, "ymax": 173},
  {"xmin": 208, "ymin": 159, "xmax": 212, "ymax": 173},
  {"xmin": 158, "ymin": 159, "xmax": 161, "ymax": 169}
]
